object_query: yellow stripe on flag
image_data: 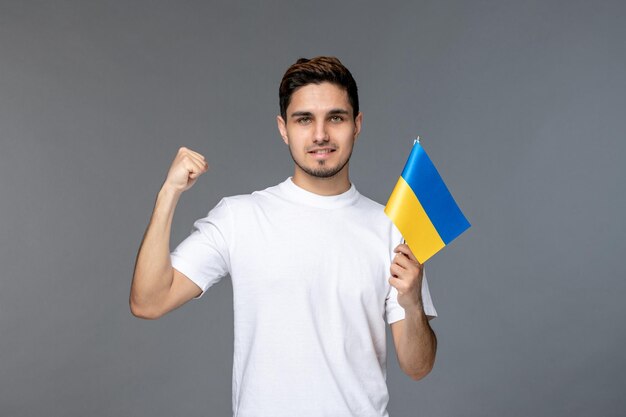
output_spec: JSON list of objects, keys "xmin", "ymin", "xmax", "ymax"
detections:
[{"xmin": 384, "ymin": 177, "xmax": 445, "ymax": 263}]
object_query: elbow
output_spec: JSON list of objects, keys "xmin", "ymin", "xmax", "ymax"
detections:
[
  {"xmin": 404, "ymin": 358, "xmax": 436, "ymax": 381},
  {"xmin": 129, "ymin": 294, "xmax": 163, "ymax": 320},
  {"xmin": 407, "ymin": 365, "xmax": 433, "ymax": 381}
]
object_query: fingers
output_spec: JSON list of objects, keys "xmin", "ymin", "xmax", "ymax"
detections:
[
  {"xmin": 390, "ymin": 262, "xmax": 404, "ymax": 277},
  {"xmin": 389, "ymin": 244, "xmax": 424, "ymax": 308},
  {"xmin": 394, "ymin": 243, "xmax": 419, "ymax": 264},
  {"xmin": 177, "ymin": 147, "xmax": 209, "ymax": 179},
  {"xmin": 391, "ymin": 253, "xmax": 410, "ymax": 271},
  {"xmin": 177, "ymin": 147, "xmax": 209, "ymax": 173},
  {"xmin": 388, "ymin": 275, "xmax": 411, "ymax": 294},
  {"xmin": 164, "ymin": 146, "xmax": 209, "ymax": 192},
  {"xmin": 186, "ymin": 159, "xmax": 207, "ymax": 178},
  {"xmin": 182, "ymin": 146, "xmax": 205, "ymax": 161},
  {"xmin": 390, "ymin": 243, "xmax": 423, "ymax": 277},
  {"xmin": 391, "ymin": 252, "xmax": 418, "ymax": 271}
]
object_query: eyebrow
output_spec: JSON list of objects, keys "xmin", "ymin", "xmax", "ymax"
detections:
[
  {"xmin": 289, "ymin": 109, "xmax": 351, "ymax": 118},
  {"xmin": 290, "ymin": 111, "xmax": 313, "ymax": 118}
]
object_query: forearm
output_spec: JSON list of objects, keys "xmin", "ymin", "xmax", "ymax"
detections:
[
  {"xmin": 397, "ymin": 305, "xmax": 437, "ymax": 380},
  {"xmin": 130, "ymin": 185, "xmax": 181, "ymax": 316}
]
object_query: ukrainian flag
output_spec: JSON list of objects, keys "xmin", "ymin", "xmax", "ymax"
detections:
[{"xmin": 385, "ymin": 139, "xmax": 470, "ymax": 263}]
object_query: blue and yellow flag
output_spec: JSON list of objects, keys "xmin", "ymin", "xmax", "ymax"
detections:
[{"xmin": 385, "ymin": 139, "xmax": 470, "ymax": 263}]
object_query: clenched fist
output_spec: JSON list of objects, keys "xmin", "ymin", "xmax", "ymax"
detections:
[{"xmin": 163, "ymin": 147, "xmax": 209, "ymax": 193}]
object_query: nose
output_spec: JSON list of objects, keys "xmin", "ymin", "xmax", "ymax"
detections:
[{"xmin": 313, "ymin": 120, "xmax": 329, "ymax": 143}]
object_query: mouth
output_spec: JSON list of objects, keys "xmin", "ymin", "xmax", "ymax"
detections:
[{"xmin": 308, "ymin": 148, "xmax": 336, "ymax": 159}]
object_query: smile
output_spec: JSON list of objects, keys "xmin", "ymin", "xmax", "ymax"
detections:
[
  {"xmin": 308, "ymin": 148, "xmax": 336, "ymax": 154},
  {"xmin": 308, "ymin": 148, "xmax": 336, "ymax": 159}
]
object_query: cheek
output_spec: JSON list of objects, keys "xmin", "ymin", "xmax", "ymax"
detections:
[{"xmin": 335, "ymin": 124, "xmax": 357, "ymax": 137}]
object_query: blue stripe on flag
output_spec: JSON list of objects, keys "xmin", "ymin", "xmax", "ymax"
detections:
[{"xmin": 401, "ymin": 142, "xmax": 471, "ymax": 244}]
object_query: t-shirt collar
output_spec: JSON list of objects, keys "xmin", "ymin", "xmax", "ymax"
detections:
[{"xmin": 278, "ymin": 177, "xmax": 360, "ymax": 209}]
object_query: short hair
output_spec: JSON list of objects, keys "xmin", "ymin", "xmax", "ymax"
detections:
[{"xmin": 279, "ymin": 56, "xmax": 359, "ymax": 120}]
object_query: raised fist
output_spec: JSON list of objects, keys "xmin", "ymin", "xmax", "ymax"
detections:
[{"xmin": 163, "ymin": 147, "xmax": 209, "ymax": 193}]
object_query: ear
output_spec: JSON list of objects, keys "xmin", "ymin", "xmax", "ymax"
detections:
[
  {"xmin": 276, "ymin": 115, "xmax": 289, "ymax": 145},
  {"xmin": 353, "ymin": 112, "xmax": 363, "ymax": 142}
]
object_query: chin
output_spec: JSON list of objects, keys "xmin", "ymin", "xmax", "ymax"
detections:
[{"xmin": 303, "ymin": 162, "xmax": 348, "ymax": 179}]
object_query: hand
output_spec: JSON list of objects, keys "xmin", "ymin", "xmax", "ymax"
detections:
[
  {"xmin": 389, "ymin": 244, "xmax": 424, "ymax": 311},
  {"xmin": 163, "ymin": 147, "xmax": 209, "ymax": 193}
]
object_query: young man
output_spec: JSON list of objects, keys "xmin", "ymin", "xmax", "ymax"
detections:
[{"xmin": 130, "ymin": 56, "xmax": 437, "ymax": 417}]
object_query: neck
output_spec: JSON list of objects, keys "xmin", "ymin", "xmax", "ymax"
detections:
[{"xmin": 291, "ymin": 169, "xmax": 352, "ymax": 196}]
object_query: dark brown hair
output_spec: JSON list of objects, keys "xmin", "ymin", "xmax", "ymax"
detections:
[{"xmin": 279, "ymin": 56, "xmax": 359, "ymax": 120}]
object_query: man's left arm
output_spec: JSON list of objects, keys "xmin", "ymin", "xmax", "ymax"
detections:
[{"xmin": 389, "ymin": 244, "xmax": 437, "ymax": 381}]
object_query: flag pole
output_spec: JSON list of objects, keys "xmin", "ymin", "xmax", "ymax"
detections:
[
  {"xmin": 403, "ymin": 136, "xmax": 420, "ymax": 246},
  {"xmin": 403, "ymin": 135, "xmax": 434, "ymax": 260}
]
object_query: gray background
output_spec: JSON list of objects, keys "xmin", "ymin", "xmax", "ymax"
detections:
[{"xmin": 1, "ymin": 0, "xmax": 624, "ymax": 416}]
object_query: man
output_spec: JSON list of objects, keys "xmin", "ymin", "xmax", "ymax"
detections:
[{"xmin": 130, "ymin": 56, "xmax": 437, "ymax": 417}]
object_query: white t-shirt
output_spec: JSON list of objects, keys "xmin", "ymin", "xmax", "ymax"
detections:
[{"xmin": 170, "ymin": 177, "xmax": 437, "ymax": 417}]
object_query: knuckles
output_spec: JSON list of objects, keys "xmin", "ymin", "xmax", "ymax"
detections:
[{"xmin": 390, "ymin": 262, "xmax": 423, "ymax": 281}]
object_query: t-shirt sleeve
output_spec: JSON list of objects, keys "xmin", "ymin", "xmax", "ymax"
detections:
[
  {"xmin": 170, "ymin": 198, "xmax": 232, "ymax": 299},
  {"xmin": 385, "ymin": 271, "xmax": 438, "ymax": 324}
]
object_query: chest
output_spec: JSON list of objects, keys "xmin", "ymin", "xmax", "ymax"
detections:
[{"xmin": 230, "ymin": 207, "xmax": 391, "ymax": 304}]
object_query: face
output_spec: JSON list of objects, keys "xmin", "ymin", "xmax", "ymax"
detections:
[{"xmin": 277, "ymin": 82, "xmax": 362, "ymax": 181}]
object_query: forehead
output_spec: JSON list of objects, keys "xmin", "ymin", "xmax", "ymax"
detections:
[{"xmin": 287, "ymin": 82, "xmax": 352, "ymax": 114}]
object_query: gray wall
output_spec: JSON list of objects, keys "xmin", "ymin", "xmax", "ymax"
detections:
[{"xmin": 1, "ymin": 1, "xmax": 625, "ymax": 416}]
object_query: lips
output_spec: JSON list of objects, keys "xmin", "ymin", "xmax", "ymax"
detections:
[
  {"xmin": 307, "ymin": 147, "xmax": 336, "ymax": 160},
  {"xmin": 308, "ymin": 148, "xmax": 336, "ymax": 154}
]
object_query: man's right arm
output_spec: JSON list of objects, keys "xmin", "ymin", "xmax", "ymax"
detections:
[{"xmin": 129, "ymin": 147, "xmax": 209, "ymax": 320}]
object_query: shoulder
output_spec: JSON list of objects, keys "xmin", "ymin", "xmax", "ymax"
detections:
[
  {"xmin": 356, "ymin": 192, "xmax": 385, "ymax": 211},
  {"xmin": 354, "ymin": 190, "xmax": 388, "ymax": 220},
  {"xmin": 354, "ymin": 189, "xmax": 404, "ymax": 244},
  {"xmin": 218, "ymin": 182, "xmax": 283, "ymax": 211}
]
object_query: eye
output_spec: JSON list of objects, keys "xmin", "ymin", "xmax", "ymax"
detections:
[
  {"xmin": 297, "ymin": 117, "xmax": 311, "ymax": 125},
  {"xmin": 330, "ymin": 115, "xmax": 344, "ymax": 123}
]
